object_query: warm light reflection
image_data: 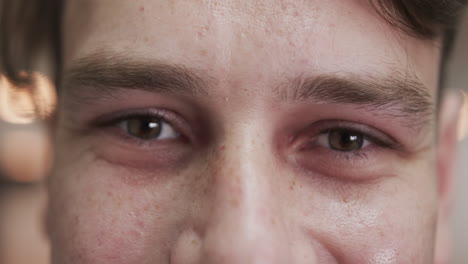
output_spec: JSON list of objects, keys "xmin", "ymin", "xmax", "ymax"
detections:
[
  {"xmin": 459, "ymin": 91, "xmax": 468, "ymax": 141},
  {"xmin": 0, "ymin": 73, "xmax": 56, "ymax": 123}
]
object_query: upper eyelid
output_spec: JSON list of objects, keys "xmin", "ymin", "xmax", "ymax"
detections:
[{"xmin": 93, "ymin": 109, "xmax": 173, "ymax": 127}]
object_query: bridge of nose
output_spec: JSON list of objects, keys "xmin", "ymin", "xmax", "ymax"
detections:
[
  {"xmin": 176, "ymin": 120, "xmax": 297, "ymax": 263},
  {"xmin": 199, "ymin": 135, "xmax": 291, "ymax": 264}
]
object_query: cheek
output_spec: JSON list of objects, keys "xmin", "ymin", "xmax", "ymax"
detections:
[
  {"xmin": 47, "ymin": 154, "xmax": 185, "ymax": 264},
  {"xmin": 296, "ymin": 170, "xmax": 438, "ymax": 263}
]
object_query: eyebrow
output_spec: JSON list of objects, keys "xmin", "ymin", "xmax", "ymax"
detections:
[
  {"xmin": 63, "ymin": 53, "xmax": 211, "ymax": 96},
  {"xmin": 278, "ymin": 71, "xmax": 435, "ymax": 124},
  {"xmin": 63, "ymin": 53, "xmax": 435, "ymax": 125}
]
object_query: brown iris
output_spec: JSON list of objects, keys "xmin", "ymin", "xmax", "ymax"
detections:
[
  {"xmin": 328, "ymin": 129, "xmax": 364, "ymax": 151},
  {"xmin": 126, "ymin": 117, "xmax": 162, "ymax": 139}
]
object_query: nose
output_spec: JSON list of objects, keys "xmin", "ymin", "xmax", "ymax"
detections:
[
  {"xmin": 200, "ymin": 143, "xmax": 291, "ymax": 264},
  {"xmin": 171, "ymin": 125, "xmax": 304, "ymax": 264}
]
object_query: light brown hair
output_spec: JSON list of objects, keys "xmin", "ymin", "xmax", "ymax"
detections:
[{"xmin": 0, "ymin": 0, "xmax": 467, "ymax": 87}]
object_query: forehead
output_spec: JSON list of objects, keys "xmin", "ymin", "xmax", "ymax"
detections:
[{"xmin": 63, "ymin": 0, "xmax": 441, "ymax": 95}]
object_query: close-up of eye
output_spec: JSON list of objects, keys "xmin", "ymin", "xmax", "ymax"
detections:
[
  {"xmin": 298, "ymin": 121, "xmax": 395, "ymax": 157},
  {"xmin": 82, "ymin": 109, "xmax": 194, "ymax": 170},
  {"xmin": 118, "ymin": 116, "xmax": 179, "ymax": 141},
  {"xmin": 291, "ymin": 121, "xmax": 403, "ymax": 180},
  {"xmin": 316, "ymin": 129, "xmax": 370, "ymax": 152},
  {"xmin": 93, "ymin": 109, "xmax": 189, "ymax": 148}
]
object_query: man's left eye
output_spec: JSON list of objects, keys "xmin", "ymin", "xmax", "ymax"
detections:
[
  {"xmin": 118, "ymin": 116, "xmax": 179, "ymax": 140},
  {"xmin": 316, "ymin": 129, "xmax": 370, "ymax": 151}
]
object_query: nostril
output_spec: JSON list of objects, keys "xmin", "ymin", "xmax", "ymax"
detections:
[{"xmin": 170, "ymin": 228, "xmax": 203, "ymax": 264}]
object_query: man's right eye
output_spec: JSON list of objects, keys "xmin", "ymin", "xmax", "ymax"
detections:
[
  {"xmin": 119, "ymin": 116, "xmax": 179, "ymax": 140},
  {"xmin": 84, "ymin": 109, "xmax": 192, "ymax": 169}
]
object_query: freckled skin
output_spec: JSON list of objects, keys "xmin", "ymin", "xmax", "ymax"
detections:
[{"xmin": 47, "ymin": 0, "xmax": 457, "ymax": 263}]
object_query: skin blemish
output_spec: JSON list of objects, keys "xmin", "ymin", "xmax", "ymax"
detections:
[
  {"xmin": 289, "ymin": 180, "xmax": 296, "ymax": 190},
  {"xmin": 199, "ymin": 49, "xmax": 208, "ymax": 56},
  {"xmin": 139, "ymin": 6, "xmax": 144, "ymax": 12},
  {"xmin": 288, "ymin": 40, "xmax": 296, "ymax": 48}
]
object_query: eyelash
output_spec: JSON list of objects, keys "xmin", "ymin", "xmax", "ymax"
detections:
[
  {"xmin": 299, "ymin": 122, "xmax": 399, "ymax": 159},
  {"xmin": 318, "ymin": 128, "xmax": 385, "ymax": 147},
  {"xmin": 94, "ymin": 111, "xmax": 398, "ymax": 161},
  {"xmin": 94, "ymin": 109, "xmax": 185, "ymax": 144}
]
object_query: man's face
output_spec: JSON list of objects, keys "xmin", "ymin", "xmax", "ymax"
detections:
[{"xmin": 48, "ymin": 0, "xmax": 444, "ymax": 263}]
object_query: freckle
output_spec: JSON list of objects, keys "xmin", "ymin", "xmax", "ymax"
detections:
[
  {"xmin": 289, "ymin": 180, "xmax": 296, "ymax": 190},
  {"xmin": 199, "ymin": 49, "xmax": 207, "ymax": 56},
  {"xmin": 289, "ymin": 40, "xmax": 296, "ymax": 47},
  {"xmin": 137, "ymin": 220, "xmax": 145, "ymax": 229},
  {"xmin": 197, "ymin": 31, "xmax": 203, "ymax": 39},
  {"xmin": 230, "ymin": 198, "xmax": 239, "ymax": 208}
]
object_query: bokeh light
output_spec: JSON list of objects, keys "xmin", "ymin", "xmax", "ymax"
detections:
[
  {"xmin": 0, "ymin": 73, "xmax": 56, "ymax": 182},
  {"xmin": 0, "ymin": 73, "xmax": 56, "ymax": 124}
]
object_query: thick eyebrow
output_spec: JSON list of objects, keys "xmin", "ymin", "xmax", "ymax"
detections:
[
  {"xmin": 62, "ymin": 53, "xmax": 211, "ymax": 96},
  {"xmin": 278, "ymin": 71, "xmax": 435, "ymax": 124},
  {"xmin": 63, "ymin": 53, "xmax": 435, "ymax": 127}
]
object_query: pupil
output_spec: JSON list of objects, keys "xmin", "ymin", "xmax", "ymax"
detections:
[
  {"xmin": 329, "ymin": 130, "xmax": 363, "ymax": 151},
  {"xmin": 127, "ymin": 117, "xmax": 162, "ymax": 139}
]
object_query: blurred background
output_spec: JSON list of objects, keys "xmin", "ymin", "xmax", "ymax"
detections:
[
  {"xmin": 1, "ymin": 10, "xmax": 468, "ymax": 264},
  {"xmin": 446, "ymin": 9, "xmax": 468, "ymax": 264}
]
